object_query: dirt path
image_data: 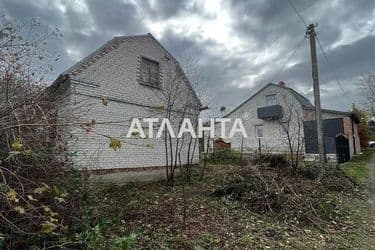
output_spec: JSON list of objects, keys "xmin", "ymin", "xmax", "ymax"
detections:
[
  {"xmin": 357, "ymin": 154, "xmax": 375, "ymax": 249},
  {"xmin": 366, "ymin": 154, "xmax": 375, "ymax": 248},
  {"xmin": 370, "ymin": 154, "xmax": 375, "ymax": 197},
  {"xmin": 369, "ymin": 154, "xmax": 375, "ymax": 225}
]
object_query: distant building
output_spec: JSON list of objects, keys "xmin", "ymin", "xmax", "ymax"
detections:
[{"xmin": 218, "ymin": 82, "xmax": 360, "ymax": 163}]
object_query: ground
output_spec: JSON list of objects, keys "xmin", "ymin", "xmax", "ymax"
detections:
[
  {"xmin": 91, "ymin": 150, "xmax": 375, "ymax": 249},
  {"xmin": 360, "ymin": 152, "xmax": 375, "ymax": 249}
]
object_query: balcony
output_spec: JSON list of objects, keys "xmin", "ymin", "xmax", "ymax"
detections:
[{"xmin": 257, "ymin": 105, "xmax": 283, "ymax": 120}]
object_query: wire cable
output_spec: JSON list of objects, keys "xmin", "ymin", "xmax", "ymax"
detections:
[
  {"xmin": 287, "ymin": 0, "xmax": 308, "ymax": 28},
  {"xmin": 271, "ymin": 37, "xmax": 306, "ymax": 82},
  {"xmin": 316, "ymin": 35, "xmax": 345, "ymax": 93},
  {"xmin": 287, "ymin": 0, "xmax": 345, "ymax": 94}
]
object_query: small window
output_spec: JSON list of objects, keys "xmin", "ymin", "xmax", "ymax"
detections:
[
  {"xmin": 140, "ymin": 57, "xmax": 160, "ymax": 87},
  {"xmin": 255, "ymin": 125, "xmax": 263, "ymax": 138},
  {"xmin": 266, "ymin": 94, "xmax": 277, "ymax": 106}
]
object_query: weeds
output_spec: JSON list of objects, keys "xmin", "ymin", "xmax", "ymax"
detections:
[
  {"xmin": 213, "ymin": 163, "xmax": 364, "ymax": 229},
  {"xmin": 206, "ymin": 149, "xmax": 246, "ymax": 165},
  {"xmin": 343, "ymin": 149, "xmax": 374, "ymax": 185}
]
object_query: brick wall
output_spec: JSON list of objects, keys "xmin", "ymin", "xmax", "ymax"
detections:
[{"xmin": 59, "ymin": 35, "xmax": 200, "ymax": 170}]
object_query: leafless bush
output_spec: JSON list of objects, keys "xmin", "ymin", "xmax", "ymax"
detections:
[
  {"xmin": 360, "ymin": 72, "xmax": 375, "ymax": 107},
  {"xmin": 0, "ymin": 14, "xmax": 84, "ymax": 248},
  {"xmin": 279, "ymin": 94, "xmax": 305, "ymax": 173}
]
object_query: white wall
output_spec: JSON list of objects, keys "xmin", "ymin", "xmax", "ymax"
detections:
[
  {"xmin": 216, "ymin": 84, "xmax": 305, "ymax": 154},
  {"xmin": 59, "ymin": 35, "xmax": 200, "ymax": 170}
]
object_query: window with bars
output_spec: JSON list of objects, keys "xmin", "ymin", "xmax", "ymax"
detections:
[{"xmin": 140, "ymin": 57, "xmax": 160, "ymax": 87}]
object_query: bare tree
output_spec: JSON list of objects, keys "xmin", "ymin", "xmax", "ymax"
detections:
[
  {"xmin": 279, "ymin": 95, "xmax": 305, "ymax": 173},
  {"xmin": 360, "ymin": 72, "xmax": 375, "ymax": 106},
  {"xmin": 143, "ymin": 60, "xmax": 201, "ymax": 185},
  {"xmin": 0, "ymin": 15, "xmax": 61, "ymax": 102},
  {"xmin": 0, "ymin": 15, "xmax": 75, "ymax": 248}
]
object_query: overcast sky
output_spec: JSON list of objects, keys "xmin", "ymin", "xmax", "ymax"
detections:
[{"xmin": 1, "ymin": 0, "xmax": 374, "ymax": 111}]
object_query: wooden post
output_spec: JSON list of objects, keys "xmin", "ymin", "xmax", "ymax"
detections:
[{"xmin": 306, "ymin": 23, "xmax": 326, "ymax": 166}]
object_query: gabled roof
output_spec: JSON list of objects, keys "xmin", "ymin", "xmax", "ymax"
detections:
[
  {"xmin": 224, "ymin": 83, "xmax": 313, "ymax": 117},
  {"xmin": 53, "ymin": 33, "xmax": 202, "ymax": 107},
  {"xmin": 62, "ymin": 33, "xmax": 169, "ymax": 76},
  {"xmin": 62, "ymin": 36, "xmax": 127, "ymax": 76},
  {"xmin": 287, "ymin": 87, "xmax": 314, "ymax": 108},
  {"xmin": 225, "ymin": 82, "xmax": 356, "ymax": 120}
]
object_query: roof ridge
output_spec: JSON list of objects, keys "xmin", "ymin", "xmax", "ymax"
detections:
[
  {"xmin": 63, "ymin": 34, "xmax": 153, "ymax": 76},
  {"xmin": 57, "ymin": 33, "xmax": 202, "ymax": 107},
  {"xmin": 62, "ymin": 38, "xmax": 120, "ymax": 76},
  {"xmin": 287, "ymin": 87, "xmax": 310, "ymax": 101},
  {"xmin": 224, "ymin": 82, "xmax": 315, "ymax": 117}
]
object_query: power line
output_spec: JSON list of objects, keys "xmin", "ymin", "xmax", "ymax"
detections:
[
  {"xmin": 316, "ymin": 36, "xmax": 345, "ymax": 93},
  {"xmin": 272, "ymin": 37, "xmax": 306, "ymax": 82},
  {"xmin": 286, "ymin": 0, "xmax": 345, "ymax": 94},
  {"xmin": 287, "ymin": 0, "xmax": 308, "ymax": 28}
]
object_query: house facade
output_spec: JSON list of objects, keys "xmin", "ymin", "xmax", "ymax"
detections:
[
  {"xmin": 51, "ymin": 34, "xmax": 201, "ymax": 174},
  {"xmin": 217, "ymin": 82, "xmax": 360, "ymax": 162}
]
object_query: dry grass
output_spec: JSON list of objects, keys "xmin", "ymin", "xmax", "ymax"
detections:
[{"xmin": 91, "ymin": 160, "xmax": 374, "ymax": 249}]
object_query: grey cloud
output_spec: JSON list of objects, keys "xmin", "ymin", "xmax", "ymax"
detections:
[
  {"xmin": 160, "ymin": 29, "xmax": 257, "ymax": 109},
  {"xmin": 0, "ymin": 0, "xmax": 373, "ymax": 111},
  {"xmin": 137, "ymin": 0, "xmax": 200, "ymax": 20},
  {"xmin": 0, "ymin": 0, "xmax": 64, "ymax": 25},
  {"xmin": 85, "ymin": 0, "xmax": 146, "ymax": 35},
  {"xmin": 279, "ymin": 35, "xmax": 375, "ymax": 88}
]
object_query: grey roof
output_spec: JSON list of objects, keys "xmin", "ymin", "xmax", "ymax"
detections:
[
  {"xmin": 286, "ymin": 87, "xmax": 314, "ymax": 108},
  {"xmin": 304, "ymin": 107, "xmax": 351, "ymax": 116},
  {"xmin": 225, "ymin": 83, "xmax": 314, "ymax": 117},
  {"xmin": 62, "ymin": 34, "xmax": 150, "ymax": 76},
  {"xmin": 225, "ymin": 82, "xmax": 350, "ymax": 117}
]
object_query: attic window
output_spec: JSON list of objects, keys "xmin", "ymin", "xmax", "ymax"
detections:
[
  {"xmin": 140, "ymin": 57, "xmax": 160, "ymax": 87},
  {"xmin": 266, "ymin": 94, "xmax": 277, "ymax": 106}
]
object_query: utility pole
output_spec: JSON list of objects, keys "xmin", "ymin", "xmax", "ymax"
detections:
[{"xmin": 306, "ymin": 23, "xmax": 326, "ymax": 166}]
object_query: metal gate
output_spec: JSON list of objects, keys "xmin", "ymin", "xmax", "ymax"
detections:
[{"xmin": 335, "ymin": 134, "xmax": 350, "ymax": 163}]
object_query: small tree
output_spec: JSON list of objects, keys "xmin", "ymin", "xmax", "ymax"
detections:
[
  {"xmin": 279, "ymin": 94, "xmax": 305, "ymax": 173},
  {"xmin": 351, "ymin": 106, "xmax": 370, "ymax": 148},
  {"xmin": 143, "ymin": 60, "xmax": 200, "ymax": 185}
]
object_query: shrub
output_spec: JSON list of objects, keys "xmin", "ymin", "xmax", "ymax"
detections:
[
  {"xmin": 298, "ymin": 162, "xmax": 320, "ymax": 180},
  {"xmin": 251, "ymin": 154, "xmax": 288, "ymax": 168},
  {"xmin": 113, "ymin": 234, "xmax": 137, "ymax": 250},
  {"xmin": 212, "ymin": 163, "xmax": 360, "ymax": 228},
  {"xmin": 207, "ymin": 149, "xmax": 245, "ymax": 165}
]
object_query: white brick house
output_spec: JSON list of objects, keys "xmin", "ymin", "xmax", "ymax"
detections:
[
  {"xmin": 51, "ymin": 34, "xmax": 202, "ymax": 174},
  {"xmin": 217, "ymin": 82, "xmax": 360, "ymax": 163}
]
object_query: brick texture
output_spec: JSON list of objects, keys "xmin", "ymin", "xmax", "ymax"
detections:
[{"xmin": 58, "ymin": 35, "xmax": 200, "ymax": 170}]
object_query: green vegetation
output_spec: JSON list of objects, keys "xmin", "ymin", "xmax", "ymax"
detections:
[
  {"xmin": 206, "ymin": 149, "xmax": 245, "ymax": 165},
  {"xmin": 78, "ymin": 151, "xmax": 374, "ymax": 249},
  {"xmin": 342, "ymin": 149, "xmax": 374, "ymax": 185},
  {"xmin": 369, "ymin": 126, "xmax": 375, "ymax": 140},
  {"xmin": 2, "ymin": 149, "xmax": 373, "ymax": 248},
  {"xmin": 251, "ymin": 153, "xmax": 288, "ymax": 168}
]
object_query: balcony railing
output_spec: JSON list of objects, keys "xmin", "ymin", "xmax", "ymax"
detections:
[{"xmin": 257, "ymin": 105, "xmax": 283, "ymax": 120}]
